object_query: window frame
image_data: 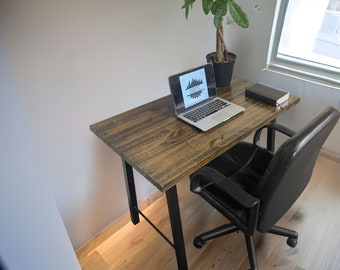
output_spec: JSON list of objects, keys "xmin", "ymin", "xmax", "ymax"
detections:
[{"xmin": 267, "ymin": 0, "xmax": 340, "ymax": 88}]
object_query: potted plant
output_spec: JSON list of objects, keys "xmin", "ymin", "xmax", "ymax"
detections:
[{"xmin": 182, "ymin": 0, "xmax": 249, "ymax": 87}]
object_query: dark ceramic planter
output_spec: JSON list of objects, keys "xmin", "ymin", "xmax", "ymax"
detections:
[{"xmin": 206, "ymin": 52, "xmax": 236, "ymax": 87}]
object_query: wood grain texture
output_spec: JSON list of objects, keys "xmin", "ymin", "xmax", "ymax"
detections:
[
  {"xmin": 77, "ymin": 154, "xmax": 340, "ymax": 270},
  {"xmin": 90, "ymin": 78, "xmax": 300, "ymax": 191}
]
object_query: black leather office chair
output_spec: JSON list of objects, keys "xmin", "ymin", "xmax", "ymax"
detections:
[{"xmin": 190, "ymin": 106, "xmax": 339, "ymax": 269}]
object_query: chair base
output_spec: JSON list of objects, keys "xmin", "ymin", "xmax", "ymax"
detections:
[
  {"xmin": 193, "ymin": 224, "xmax": 298, "ymax": 270},
  {"xmin": 268, "ymin": 225, "xmax": 298, "ymax": 248},
  {"xmin": 193, "ymin": 223, "xmax": 238, "ymax": 248}
]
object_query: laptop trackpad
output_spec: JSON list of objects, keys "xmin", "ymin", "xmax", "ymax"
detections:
[{"xmin": 212, "ymin": 111, "xmax": 230, "ymax": 122}]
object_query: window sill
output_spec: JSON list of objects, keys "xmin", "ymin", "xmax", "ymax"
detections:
[{"xmin": 265, "ymin": 63, "xmax": 340, "ymax": 90}]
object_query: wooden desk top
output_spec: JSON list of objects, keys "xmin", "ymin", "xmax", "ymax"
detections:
[{"xmin": 90, "ymin": 78, "xmax": 300, "ymax": 192}]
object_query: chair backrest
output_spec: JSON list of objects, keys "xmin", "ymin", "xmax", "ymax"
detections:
[{"xmin": 256, "ymin": 106, "xmax": 339, "ymax": 232}]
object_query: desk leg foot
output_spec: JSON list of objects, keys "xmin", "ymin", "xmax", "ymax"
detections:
[{"xmin": 166, "ymin": 186, "xmax": 188, "ymax": 270}]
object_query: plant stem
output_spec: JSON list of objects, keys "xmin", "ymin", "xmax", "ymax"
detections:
[
  {"xmin": 219, "ymin": 27, "xmax": 229, "ymax": 61},
  {"xmin": 216, "ymin": 25, "xmax": 229, "ymax": 62},
  {"xmin": 216, "ymin": 28, "xmax": 223, "ymax": 62}
]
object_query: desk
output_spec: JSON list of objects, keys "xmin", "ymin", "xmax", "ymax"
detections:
[{"xmin": 90, "ymin": 78, "xmax": 300, "ymax": 269}]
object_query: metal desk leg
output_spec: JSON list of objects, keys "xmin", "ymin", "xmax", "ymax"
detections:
[
  {"xmin": 122, "ymin": 160, "xmax": 139, "ymax": 225},
  {"xmin": 166, "ymin": 186, "xmax": 188, "ymax": 270},
  {"xmin": 267, "ymin": 119, "xmax": 276, "ymax": 152}
]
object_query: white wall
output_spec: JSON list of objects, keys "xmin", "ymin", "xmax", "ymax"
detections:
[
  {"xmin": 0, "ymin": 0, "xmax": 215, "ymax": 250},
  {"xmin": 1, "ymin": 0, "xmax": 339, "ymax": 258},
  {"xmin": 0, "ymin": 42, "xmax": 80, "ymax": 269}
]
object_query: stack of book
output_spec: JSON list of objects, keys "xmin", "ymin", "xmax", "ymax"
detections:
[{"xmin": 245, "ymin": 83, "xmax": 289, "ymax": 106}]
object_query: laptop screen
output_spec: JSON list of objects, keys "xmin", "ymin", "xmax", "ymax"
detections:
[{"xmin": 169, "ymin": 63, "xmax": 216, "ymax": 114}]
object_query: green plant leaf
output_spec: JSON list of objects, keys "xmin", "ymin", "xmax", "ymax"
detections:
[
  {"xmin": 182, "ymin": 0, "xmax": 197, "ymax": 18},
  {"xmin": 202, "ymin": 0, "xmax": 213, "ymax": 15},
  {"xmin": 212, "ymin": 0, "xmax": 227, "ymax": 29},
  {"xmin": 211, "ymin": 0, "xmax": 227, "ymax": 15},
  {"xmin": 229, "ymin": 1, "xmax": 249, "ymax": 28}
]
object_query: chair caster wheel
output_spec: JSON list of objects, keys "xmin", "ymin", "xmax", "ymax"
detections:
[
  {"xmin": 193, "ymin": 237, "xmax": 205, "ymax": 248},
  {"xmin": 287, "ymin": 237, "xmax": 298, "ymax": 248}
]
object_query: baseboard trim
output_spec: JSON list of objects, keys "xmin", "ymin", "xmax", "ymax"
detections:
[
  {"xmin": 76, "ymin": 187, "xmax": 162, "ymax": 257},
  {"xmin": 320, "ymin": 149, "xmax": 340, "ymax": 163}
]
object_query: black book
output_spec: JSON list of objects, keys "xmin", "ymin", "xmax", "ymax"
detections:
[{"xmin": 245, "ymin": 83, "xmax": 289, "ymax": 106}]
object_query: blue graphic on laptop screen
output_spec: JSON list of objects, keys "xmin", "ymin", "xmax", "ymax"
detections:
[{"xmin": 179, "ymin": 68, "xmax": 209, "ymax": 109}]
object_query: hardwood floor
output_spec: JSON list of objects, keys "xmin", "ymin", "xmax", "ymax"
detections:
[{"xmin": 76, "ymin": 153, "xmax": 340, "ymax": 269}]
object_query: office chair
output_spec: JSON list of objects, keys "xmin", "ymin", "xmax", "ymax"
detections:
[{"xmin": 190, "ymin": 106, "xmax": 339, "ymax": 269}]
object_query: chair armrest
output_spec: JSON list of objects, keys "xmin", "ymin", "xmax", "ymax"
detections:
[
  {"xmin": 191, "ymin": 167, "xmax": 259, "ymax": 209},
  {"xmin": 253, "ymin": 122, "xmax": 296, "ymax": 145}
]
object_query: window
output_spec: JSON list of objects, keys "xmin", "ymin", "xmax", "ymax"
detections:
[{"xmin": 267, "ymin": 0, "xmax": 340, "ymax": 87}]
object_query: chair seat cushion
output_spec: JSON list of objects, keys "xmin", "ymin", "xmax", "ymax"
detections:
[{"xmin": 206, "ymin": 142, "xmax": 273, "ymax": 194}]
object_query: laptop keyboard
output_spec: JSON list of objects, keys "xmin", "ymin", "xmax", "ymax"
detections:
[{"xmin": 183, "ymin": 99, "xmax": 230, "ymax": 122}]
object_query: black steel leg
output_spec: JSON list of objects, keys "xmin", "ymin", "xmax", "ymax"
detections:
[
  {"xmin": 197, "ymin": 224, "xmax": 238, "ymax": 243},
  {"xmin": 122, "ymin": 160, "xmax": 139, "ymax": 224},
  {"xmin": 268, "ymin": 225, "xmax": 298, "ymax": 238},
  {"xmin": 122, "ymin": 161, "xmax": 187, "ymax": 269},
  {"xmin": 166, "ymin": 186, "xmax": 188, "ymax": 270},
  {"xmin": 267, "ymin": 119, "xmax": 276, "ymax": 152},
  {"xmin": 245, "ymin": 235, "xmax": 258, "ymax": 270}
]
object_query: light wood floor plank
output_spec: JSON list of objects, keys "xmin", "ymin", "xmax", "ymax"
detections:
[{"xmin": 77, "ymin": 154, "xmax": 340, "ymax": 269}]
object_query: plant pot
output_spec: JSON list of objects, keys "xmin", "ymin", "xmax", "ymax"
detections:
[{"xmin": 206, "ymin": 52, "xmax": 236, "ymax": 87}]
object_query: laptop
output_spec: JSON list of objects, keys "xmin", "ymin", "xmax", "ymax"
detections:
[{"xmin": 168, "ymin": 63, "xmax": 245, "ymax": 131}]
